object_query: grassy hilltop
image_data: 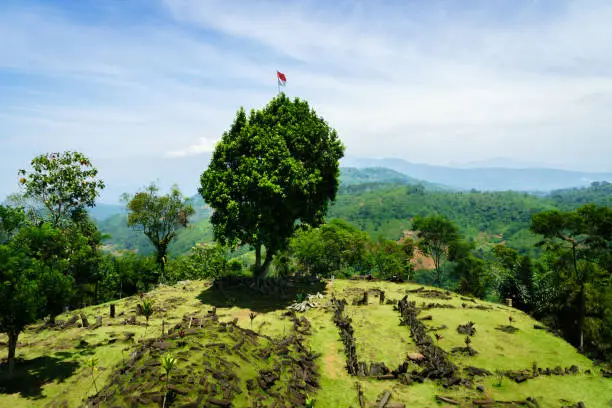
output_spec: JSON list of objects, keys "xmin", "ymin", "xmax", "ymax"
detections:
[{"xmin": 1, "ymin": 278, "xmax": 610, "ymax": 408}]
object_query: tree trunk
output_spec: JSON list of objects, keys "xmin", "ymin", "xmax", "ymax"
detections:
[
  {"xmin": 158, "ymin": 245, "xmax": 168, "ymax": 283},
  {"xmin": 571, "ymin": 243, "xmax": 585, "ymax": 352},
  {"xmin": 434, "ymin": 252, "xmax": 441, "ymax": 287},
  {"xmin": 254, "ymin": 246, "xmax": 274, "ymax": 279},
  {"xmin": 7, "ymin": 330, "xmax": 19, "ymax": 377},
  {"xmin": 579, "ymin": 283, "xmax": 585, "ymax": 351},
  {"xmin": 255, "ymin": 244, "xmax": 262, "ymax": 272}
]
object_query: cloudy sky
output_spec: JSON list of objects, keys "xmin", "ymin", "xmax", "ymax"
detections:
[{"xmin": 1, "ymin": 0, "xmax": 612, "ymax": 202}]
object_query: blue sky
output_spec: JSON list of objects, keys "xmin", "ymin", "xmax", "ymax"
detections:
[{"xmin": 2, "ymin": 0, "xmax": 612, "ymax": 202}]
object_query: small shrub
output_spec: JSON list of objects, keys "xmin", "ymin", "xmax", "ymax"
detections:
[
  {"xmin": 86, "ymin": 356, "xmax": 99, "ymax": 393},
  {"xmin": 494, "ymin": 369, "xmax": 505, "ymax": 387},
  {"xmin": 160, "ymin": 353, "xmax": 177, "ymax": 408}
]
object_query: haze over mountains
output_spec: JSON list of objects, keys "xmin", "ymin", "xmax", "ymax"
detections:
[
  {"xmin": 81, "ymin": 155, "xmax": 612, "ymax": 204},
  {"xmin": 343, "ymin": 157, "xmax": 612, "ymax": 193},
  {"xmin": 4, "ymin": 154, "xmax": 611, "ymax": 207}
]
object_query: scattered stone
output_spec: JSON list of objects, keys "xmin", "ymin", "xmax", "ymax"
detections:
[
  {"xmin": 110, "ymin": 304, "xmax": 116, "ymax": 318},
  {"xmin": 435, "ymin": 395, "xmax": 460, "ymax": 405},
  {"xmin": 476, "ymin": 385, "xmax": 485, "ymax": 392},
  {"xmin": 427, "ymin": 324, "xmax": 447, "ymax": 332},
  {"xmin": 418, "ymin": 315, "xmax": 432, "ymax": 321},
  {"xmin": 369, "ymin": 362, "xmax": 390, "ymax": 377},
  {"xmin": 206, "ymin": 398, "xmax": 232, "ymax": 407},
  {"xmin": 89, "ymin": 315, "xmax": 103, "ymax": 330},
  {"xmin": 406, "ymin": 352, "xmax": 425, "ymax": 362},
  {"xmin": 287, "ymin": 292, "xmax": 324, "ymax": 312},
  {"xmin": 464, "ymin": 367, "xmax": 491, "ymax": 377},
  {"xmin": 377, "ymin": 390, "xmax": 391, "ymax": 408},
  {"xmin": 125, "ymin": 315, "xmax": 137, "ymax": 325},
  {"xmin": 168, "ymin": 385, "xmax": 188, "ymax": 395},
  {"xmin": 353, "ymin": 291, "xmax": 369, "ymax": 306},
  {"xmin": 496, "ymin": 325, "xmax": 519, "ymax": 334},
  {"xmin": 62, "ymin": 315, "xmax": 79, "ymax": 329},
  {"xmin": 415, "ymin": 289, "xmax": 452, "ymax": 300},
  {"xmin": 80, "ymin": 313, "xmax": 89, "ymax": 328}
]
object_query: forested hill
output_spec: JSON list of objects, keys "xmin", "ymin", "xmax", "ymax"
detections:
[
  {"xmin": 98, "ymin": 174, "xmax": 612, "ymax": 258},
  {"xmin": 328, "ymin": 186, "xmax": 555, "ymax": 254},
  {"xmin": 550, "ymin": 181, "xmax": 612, "ymax": 209}
]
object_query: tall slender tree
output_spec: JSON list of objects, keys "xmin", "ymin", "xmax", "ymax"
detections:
[
  {"xmin": 124, "ymin": 184, "xmax": 194, "ymax": 282},
  {"xmin": 412, "ymin": 215, "xmax": 460, "ymax": 286}
]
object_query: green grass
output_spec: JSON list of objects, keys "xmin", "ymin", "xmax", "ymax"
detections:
[{"xmin": 1, "ymin": 279, "xmax": 610, "ymax": 407}]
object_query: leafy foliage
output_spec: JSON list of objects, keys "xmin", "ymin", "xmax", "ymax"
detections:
[
  {"xmin": 530, "ymin": 204, "xmax": 612, "ymax": 356},
  {"xmin": 0, "ymin": 244, "xmax": 42, "ymax": 371},
  {"xmin": 166, "ymin": 243, "xmax": 234, "ymax": 282},
  {"xmin": 412, "ymin": 215, "xmax": 460, "ymax": 286},
  {"xmin": 200, "ymin": 93, "xmax": 345, "ymax": 278},
  {"xmin": 124, "ymin": 184, "xmax": 194, "ymax": 280},
  {"xmin": 18, "ymin": 151, "xmax": 105, "ymax": 227},
  {"xmin": 289, "ymin": 219, "xmax": 369, "ymax": 277}
]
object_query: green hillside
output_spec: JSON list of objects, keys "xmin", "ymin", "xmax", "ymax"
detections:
[
  {"xmin": 99, "ymin": 196, "xmax": 213, "ymax": 256},
  {"xmin": 1, "ymin": 279, "xmax": 609, "ymax": 407},
  {"xmin": 99, "ymin": 177, "xmax": 612, "ymax": 258}
]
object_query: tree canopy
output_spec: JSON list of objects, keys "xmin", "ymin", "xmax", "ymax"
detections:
[
  {"xmin": 200, "ymin": 93, "xmax": 345, "ymax": 278},
  {"xmin": 412, "ymin": 215, "xmax": 460, "ymax": 286},
  {"xmin": 530, "ymin": 205, "xmax": 612, "ymax": 352},
  {"xmin": 124, "ymin": 184, "xmax": 194, "ymax": 281},
  {"xmin": 18, "ymin": 151, "xmax": 105, "ymax": 227}
]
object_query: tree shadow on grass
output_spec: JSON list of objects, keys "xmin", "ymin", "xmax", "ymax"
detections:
[
  {"xmin": 197, "ymin": 276, "xmax": 327, "ymax": 313},
  {"xmin": 0, "ymin": 355, "xmax": 80, "ymax": 399}
]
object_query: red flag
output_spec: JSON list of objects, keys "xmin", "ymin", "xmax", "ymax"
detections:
[{"xmin": 277, "ymin": 71, "xmax": 287, "ymax": 85}]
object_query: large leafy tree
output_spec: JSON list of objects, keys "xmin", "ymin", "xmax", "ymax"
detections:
[
  {"xmin": 0, "ymin": 244, "xmax": 41, "ymax": 375},
  {"xmin": 412, "ymin": 215, "xmax": 460, "ymax": 286},
  {"xmin": 10, "ymin": 223, "xmax": 76, "ymax": 323},
  {"xmin": 369, "ymin": 238, "xmax": 415, "ymax": 281},
  {"xmin": 531, "ymin": 204, "xmax": 612, "ymax": 352},
  {"xmin": 18, "ymin": 151, "xmax": 105, "ymax": 227},
  {"xmin": 200, "ymin": 93, "xmax": 345, "ymax": 279},
  {"xmin": 124, "ymin": 184, "xmax": 194, "ymax": 281}
]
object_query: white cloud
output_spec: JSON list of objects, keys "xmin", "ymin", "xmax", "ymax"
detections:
[
  {"xmin": 2, "ymin": 0, "xmax": 612, "ymax": 200},
  {"xmin": 167, "ymin": 137, "xmax": 219, "ymax": 158}
]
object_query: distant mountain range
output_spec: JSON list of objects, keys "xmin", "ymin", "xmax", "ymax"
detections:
[
  {"xmin": 71, "ymin": 154, "xmax": 612, "ymax": 207},
  {"xmin": 341, "ymin": 157, "xmax": 612, "ymax": 192},
  {"xmin": 89, "ymin": 167, "xmax": 448, "ymax": 222}
]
